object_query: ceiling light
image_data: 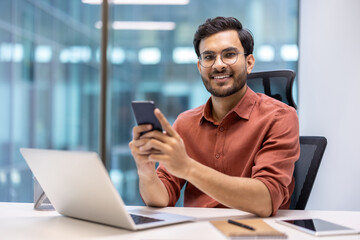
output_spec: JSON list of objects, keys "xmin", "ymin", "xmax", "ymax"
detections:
[
  {"xmin": 95, "ymin": 21, "xmax": 176, "ymax": 31},
  {"xmin": 82, "ymin": 0, "xmax": 189, "ymax": 5},
  {"xmin": 35, "ymin": 46, "xmax": 53, "ymax": 63},
  {"xmin": 138, "ymin": 48, "xmax": 161, "ymax": 64},
  {"xmin": 280, "ymin": 44, "xmax": 299, "ymax": 61},
  {"xmin": 173, "ymin": 47, "xmax": 197, "ymax": 64},
  {"xmin": 257, "ymin": 45, "xmax": 275, "ymax": 62}
]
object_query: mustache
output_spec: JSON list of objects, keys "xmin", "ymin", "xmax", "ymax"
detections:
[{"xmin": 210, "ymin": 69, "xmax": 232, "ymax": 75}]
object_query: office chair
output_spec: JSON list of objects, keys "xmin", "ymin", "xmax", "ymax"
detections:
[
  {"xmin": 290, "ymin": 136, "xmax": 327, "ymax": 210},
  {"xmin": 247, "ymin": 70, "xmax": 327, "ymax": 209},
  {"xmin": 247, "ymin": 69, "xmax": 297, "ymax": 109}
]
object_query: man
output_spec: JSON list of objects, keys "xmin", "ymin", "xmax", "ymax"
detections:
[{"xmin": 129, "ymin": 17, "xmax": 299, "ymax": 217}]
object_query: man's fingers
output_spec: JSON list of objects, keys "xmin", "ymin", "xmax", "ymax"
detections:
[
  {"xmin": 148, "ymin": 153, "xmax": 168, "ymax": 163},
  {"xmin": 140, "ymin": 129, "xmax": 168, "ymax": 143},
  {"xmin": 132, "ymin": 124, "xmax": 152, "ymax": 140},
  {"xmin": 154, "ymin": 108, "xmax": 179, "ymax": 138},
  {"xmin": 132, "ymin": 138, "xmax": 150, "ymax": 148},
  {"xmin": 140, "ymin": 138, "xmax": 170, "ymax": 154}
]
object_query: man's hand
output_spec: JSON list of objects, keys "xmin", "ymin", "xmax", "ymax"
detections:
[
  {"xmin": 138, "ymin": 109, "xmax": 194, "ymax": 179},
  {"xmin": 128, "ymin": 122, "xmax": 170, "ymax": 207},
  {"xmin": 128, "ymin": 124, "xmax": 158, "ymax": 179}
]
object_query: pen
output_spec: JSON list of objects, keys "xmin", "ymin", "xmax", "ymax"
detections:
[{"xmin": 227, "ymin": 219, "xmax": 255, "ymax": 231}]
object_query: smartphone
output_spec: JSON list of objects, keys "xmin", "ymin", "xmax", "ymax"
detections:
[
  {"xmin": 276, "ymin": 218, "xmax": 359, "ymax": 236},
  {"xmin": 131, "ymin": 101, "xmax": 163, "ymax": 135}
]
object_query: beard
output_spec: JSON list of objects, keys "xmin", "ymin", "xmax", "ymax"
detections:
[{"xmin": 201, "ymin": 67, "xmax": 247, "ymax": 98}]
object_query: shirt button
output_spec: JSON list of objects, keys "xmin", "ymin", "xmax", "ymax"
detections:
[
  {"xmin": 215, "ymin": 153, "xmax": 220, "ymax": 159},
  {"xmin": 219, "ymin": 127, "xmax": 225, "ymax": 132}
]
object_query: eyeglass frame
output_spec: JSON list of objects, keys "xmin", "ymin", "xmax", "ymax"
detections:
[{"xmin": 198, "ymin": 47, "xmax": 248, "ymax": 68}]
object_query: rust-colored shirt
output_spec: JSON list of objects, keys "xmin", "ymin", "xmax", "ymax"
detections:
[{"xmin": 157, "ymin": 88, "xmax": 300, "ymax": 215}]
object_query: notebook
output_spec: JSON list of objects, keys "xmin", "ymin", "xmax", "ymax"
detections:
[
  {"xmin": 211, "ymin": 219, "xmax": 287, "ymax": 239},
  {"xmin": 20, "ymin": 148, "xmax": 194, "ymax": 230}
]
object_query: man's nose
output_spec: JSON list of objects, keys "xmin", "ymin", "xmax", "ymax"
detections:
[{"xmin": 212, "ymin": 55, "xmax": 227, "ymax": 70}]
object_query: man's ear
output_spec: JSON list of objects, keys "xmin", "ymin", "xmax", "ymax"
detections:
[
  {"xmin": 246, "ymin": 54, "xmax": 255, "ymax": 74},
  {"xmin": 197, "ymin": 60, "xmax": 202, "ymax": 73}
]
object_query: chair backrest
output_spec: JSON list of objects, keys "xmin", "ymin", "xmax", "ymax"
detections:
[
  {"xmin": 247, "ymin": 69, "xmax": 297, "ymax": 109},
  {"xmin": 290, "ymin": 136, "xmax": 327, "ymax": 210}
]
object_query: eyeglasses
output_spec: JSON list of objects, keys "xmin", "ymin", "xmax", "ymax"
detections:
[{"xmin": 199, "ymin": 49, "xmax": 246, "ymax": 68}]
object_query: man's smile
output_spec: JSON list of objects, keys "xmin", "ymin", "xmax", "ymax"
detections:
[
  {"xmin": 212, "ymin": 74, "xmax": 231, "ymax": 79},
  {"xmin": 211, "ymin": 70, "xmax": 233, "ymax": 80}
]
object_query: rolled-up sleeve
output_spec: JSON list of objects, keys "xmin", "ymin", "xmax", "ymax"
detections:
[
  {"xmin": 252, "ymin": 107, "xmax": 300, "ymax": 215},
  {"xmin": 156, "ymin": 164, "xmax": 185, "ymax": 206}
]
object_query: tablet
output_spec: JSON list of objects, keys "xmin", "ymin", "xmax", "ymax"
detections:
[{"xmin": 276, "ymin": 218, "xmax": 359, "ymax": 236}]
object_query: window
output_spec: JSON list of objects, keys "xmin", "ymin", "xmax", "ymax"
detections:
[{"xmin": 0, "ymin": 0, "xmax": 100, "ymax": 202}]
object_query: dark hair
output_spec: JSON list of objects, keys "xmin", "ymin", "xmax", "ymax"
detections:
[{"xmin": 193, "ymin": 16, "xmax": 254, "ymax": 57}]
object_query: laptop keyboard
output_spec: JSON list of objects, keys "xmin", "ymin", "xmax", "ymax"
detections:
[{"xmin": 130, "ymin": 214, "xmax": 164, "ymax": 225}]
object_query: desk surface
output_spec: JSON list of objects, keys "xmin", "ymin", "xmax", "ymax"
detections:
[{"xmin": 0, "ymin": 202, "xmax": 359, "ymax": 240}]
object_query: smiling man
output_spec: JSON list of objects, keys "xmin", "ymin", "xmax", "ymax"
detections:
[{"xmin": 129, "ymin": 17, "xmax": 300, "ymax": 217}]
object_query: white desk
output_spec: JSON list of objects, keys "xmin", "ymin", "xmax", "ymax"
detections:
[{"xmin": 0, "ymin": 202, "xmax": 359, "ymax": 240}]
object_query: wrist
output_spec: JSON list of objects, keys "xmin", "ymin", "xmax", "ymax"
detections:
[
  {"xmin": 138, "ymin": 168, "xmax": 158, "ymax": 182},
  {"xmin": 182, "ymin": 157, "xmax": 198, "ymax": 181}
]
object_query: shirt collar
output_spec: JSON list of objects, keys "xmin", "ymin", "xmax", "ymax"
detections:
[{"xmin": 200, "ymin": 87, "xmax": 258, "ymax": 125}]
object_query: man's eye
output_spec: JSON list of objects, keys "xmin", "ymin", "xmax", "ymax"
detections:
[
  {"xmin": 203, "ymin": 55, "xmax": 215, "ymax": 61},
  {"xmin": 223, "ymin": 52, "xmax": 237, "ymax": 58}
]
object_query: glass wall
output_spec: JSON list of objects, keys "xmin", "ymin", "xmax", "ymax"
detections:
[
  {"xmin": 107, "ymin": 0, "xmax": 299, "ymax": 205},
  {"xmin": 0, "ymin": 0, "xmax": 299, "ymax": 204},
  {"xmin": 0, "ymin": 0, "xmax": 101, "ymax": 202}
]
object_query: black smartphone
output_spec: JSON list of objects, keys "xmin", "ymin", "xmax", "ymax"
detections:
[{"xmin": 131, "ymin": 101, "xmax": 163, "ymax": 135}]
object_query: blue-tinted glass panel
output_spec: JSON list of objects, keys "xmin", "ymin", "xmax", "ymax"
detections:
[{"xmin": 0, "ymin": 0, "xmax": 101, "ymax": 202}]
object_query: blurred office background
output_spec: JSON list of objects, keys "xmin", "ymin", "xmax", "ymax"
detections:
[{"xmin": 0, "ymin": 0, "xmax": 299, "ymax": 204}]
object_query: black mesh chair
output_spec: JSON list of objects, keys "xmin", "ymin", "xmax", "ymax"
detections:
[
  {"xmin": 290, "ymin": 136, "xmax": 327, "ymax": 209},
  {"xmin": 247, "ymin": 69, "xmax": 297, "ymax": 109},
  {"xmin": 247, "ymin": 69, "xmax": 327, "ymax": 210}
]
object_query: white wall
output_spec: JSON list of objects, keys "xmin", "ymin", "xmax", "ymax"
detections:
[{"xmin": 298, "ymin": 0, "xmax": 360, "ymax": 210}]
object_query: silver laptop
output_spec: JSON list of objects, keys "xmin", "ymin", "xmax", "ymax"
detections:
[{"xmin": 20, "ymin": 148, "xmax": 194, "ymax": 230}]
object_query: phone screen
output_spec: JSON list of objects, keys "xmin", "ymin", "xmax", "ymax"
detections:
[{"xmin": 131, "ymin": 101, "xmax": 162, "ymax": 134}]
